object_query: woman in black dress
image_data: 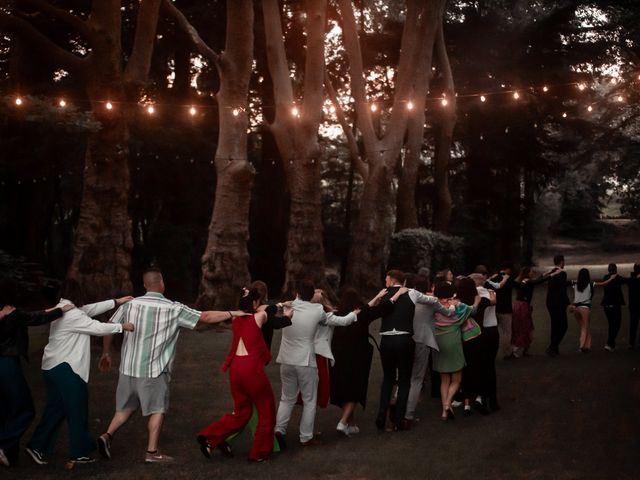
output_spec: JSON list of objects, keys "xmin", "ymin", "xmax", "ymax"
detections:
[{"xmin": 330, "ymin": 288, "xmax": 395, "ymax": 436}]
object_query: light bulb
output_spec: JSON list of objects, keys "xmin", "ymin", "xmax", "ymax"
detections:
[
  {"xmin": 370, "ymin": 104, "xmax": 377, "ymax": 112},
  {"xmin": 147, "ymin": 105, "xmax": 155, "ymax": 114},
  {"xmin": 441, "ymin": 98, "xmax": 448, "ymax": 106},
  {"xmin": 106, "ymin": 102, "xmax": 113, "ymax": 110},
  {"xmin": 617, "ymin": 95, "xmax": 623, "ymax": 102},
  {"xmin": 480, "ymin": 95, "xmax": 486, "ymax": 102},
  {"xmin": 587, "ymin": 105, "xmax": 593, "ymax": 112},
  {"xmin": 513, "ymin": 91, "xmax": 520, "ymax": 99},
  {"xmin": 543, "ymin": 86, "xmax": 549, "ymax": 92},
  {"xmin": 232, "ymin": 108, "xmax": 240, "ymax": 117},
  {"xmin": 406, "ymin": 101, "xmax": 414, "ymax": 110},
  {"xmin": 189, "ymin": 106, "xmax": 196, "ymax": 116},
  {"xmin": 578, "ymin": 83, "xmax": 586, "ymax": 91},
  {"xmin": 291, "ymin": 106, "xmax": 299, "ymax": 117},
  {"xmin": 562, "ymin": 112, "xmax": 567, "ymax": 118},
  {"xmin": 15, "ymin": 97, "xmax": 23, "ymax": 106},
  {"xmin": 59, "ymin": 99, "xmax": 66, "ymax": 107},
  {"xmin": 610, "ymin": 78, "xmax": 617, "ymax": 84},
  {"xmin": 329, "ymin": 105, "xmax": 336, "ymax": 114}
]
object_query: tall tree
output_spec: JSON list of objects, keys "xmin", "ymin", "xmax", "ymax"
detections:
[
  {"xmin": 332, "ymin": 0, "xmax": 446, "ymax": 294},
  {"xmin": 163, "ymin": 0, "xmax": 255, "ymax": 308},
  {"xmin": 1, "ymin": 0, "xmax": 162, "ymax": 300},
  {"xmin": 261, "ymin": 0, "xmax": 328, "ymax": 289}
]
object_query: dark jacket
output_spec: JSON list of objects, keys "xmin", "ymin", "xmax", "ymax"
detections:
[
  {"xmin": 601, "ymin": 275, "xmax": 626, "ymax": 307},
  {"xmin": 0, "ymin": 308, "xmax": 63, "ymax": 359},
  {"xmin": 629, "ymin": 275, "xmax": 640, "ymax": 311},
  {"xmin": 546, "ymin": 270, "xmax": 570, "ymax": 309}
]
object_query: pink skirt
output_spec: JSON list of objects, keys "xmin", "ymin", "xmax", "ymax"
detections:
[{"xmin": 511, "ymin": 300, "xmax": 534, "ymax": 350}]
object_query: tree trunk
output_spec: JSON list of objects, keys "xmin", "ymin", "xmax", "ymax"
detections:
[
  {"xmin": 396, "ymin": 108, "xmax": 424, "ymax": 231},
  {"xmin": 432, "ymin": 24, "xmax": 455, "ymax": 232},
  {"xmin": 66, "ymin": 112, "xmax": 133, "ymax": 300},
  {"xmin": 261, "ymin": 0, "xmax": 328, "ymax": 290},
  {"xmin": 345, "ymin": 160, "xmax": 396, "ymax": 295},
  {"xmin": 197, "ymin": 0, "xmax": 254, "ymax": 309}
]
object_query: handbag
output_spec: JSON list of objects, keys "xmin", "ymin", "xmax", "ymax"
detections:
[{"xmin": 461, "ymin": 317, "xmax": 482, "ymax": 342}]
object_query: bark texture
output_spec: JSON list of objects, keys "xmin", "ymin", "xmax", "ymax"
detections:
[{"xmin": 262, "ymin": 0, "xmax": 328, "ymax": 289}]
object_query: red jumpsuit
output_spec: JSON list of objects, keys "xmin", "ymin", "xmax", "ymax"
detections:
[{"xmin": 198, "ymin": 315, "xmax": 276, "ymax": 460}]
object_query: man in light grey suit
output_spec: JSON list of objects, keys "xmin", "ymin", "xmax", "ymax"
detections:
[
  {"xmin": 274, "ymin": 280, "xmax": 356, "ymax": 447},
  {"xmin": 404, "ymin": 275, "xmax": 454, "ymax": 426}
]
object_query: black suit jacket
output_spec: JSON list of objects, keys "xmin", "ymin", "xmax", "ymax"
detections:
[{"xmin": 546, "ymin": 270, "xmax": 570, "ymax": 309}]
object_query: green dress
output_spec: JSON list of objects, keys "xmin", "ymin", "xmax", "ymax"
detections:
[{"xmin": 433, "ymin": 303, "xmax": 473, "ymax": 373}]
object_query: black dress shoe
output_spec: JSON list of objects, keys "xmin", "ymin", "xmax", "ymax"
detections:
[
  {"xmin": 218, "ymin": 441, "xmax": 233, "ymax": 458},
  {"xmin": 274, "ymin": 432, "xmax": 287, "ymax": 451},
  {"xmin": 196, "ymin": 435, "xmax": 212, "ymax": 459},
  {"xmin": 488, "ymin": 398, "xmax": 501, "ymax": 412},
  {"xmin": 463, "ymin": 407, "xmax": 472, "ymax": 417}
]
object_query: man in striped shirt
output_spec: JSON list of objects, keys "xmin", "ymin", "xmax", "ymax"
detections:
[{"xmin": 97, "ymin": 268, "xmax": 243, "ymax": 464}]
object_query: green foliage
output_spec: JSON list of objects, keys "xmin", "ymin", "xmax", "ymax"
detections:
[{"xmin": 388, "ymin": 228, "xmax": 464, "ymax": 275}]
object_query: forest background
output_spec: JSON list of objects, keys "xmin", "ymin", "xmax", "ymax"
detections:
[{"xmin": 1, "ymin": 0, "xmax": 639, "ymax": 307}]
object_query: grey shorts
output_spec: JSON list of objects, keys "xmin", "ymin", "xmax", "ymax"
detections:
[{"xmin": 115, "ymin": 372, "xmax": 171, "ymax": 416}]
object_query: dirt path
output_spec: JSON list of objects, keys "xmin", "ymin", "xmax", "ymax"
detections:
[{"xmin": 4, "ymin": 287, "xmax": 640, "ymax": 480}]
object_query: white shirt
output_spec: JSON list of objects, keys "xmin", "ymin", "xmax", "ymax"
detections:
[
  {"xmin": 573, "ymin": 283, "xmax": 593, "ymax": 306},
  {"xmin": 313, "ymin": 312, "xmax": 357, "ymax": 366},
  {"xmin": 477, "ymin": 287, "xmax": 498, "ymax": 327},
  {"xmin": 41, "ymin": 299, "xmax": 123, "ymax": 382}
]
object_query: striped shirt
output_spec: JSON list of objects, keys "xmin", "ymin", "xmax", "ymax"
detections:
[{"xmin": 109, "ymin": 292, "xmax": 201, "ymax": 378}]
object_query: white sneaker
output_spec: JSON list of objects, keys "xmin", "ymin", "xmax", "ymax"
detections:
[
  {"xmin": 604, "ymin": 345, "xmax": 615, "ymax": 352},
  {"xmin": 336, "ymin": 422, "xmax": 349, "ymax": 437},
  {"xmin": 451, "ymin": 400, "xmax": 463, "ymax": 408},
  {"xmin": 346, "ymin": 425, "xmax": 360, "ymax": 435}
]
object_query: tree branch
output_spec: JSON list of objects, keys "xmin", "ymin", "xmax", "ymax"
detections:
[
  {"xmin": 0, "ymin": 10, "xmax": 88, "ymax": 76},
  {"xmin": 17, "ymin": 0, "xmax": 92, "ymax": 39},
  {"xmin": 261, "ymin": 0, "xmax": 295, "ymax": 119},
  {"xmin": 301, "ymin": 0, "xmax": 327, "ymax": 129},
  {"xmin": 125, "ymin": 0, "xmax": 162, "ymax": 85},
  {"xmin": 161, "ymin": 0, "xmax": 220, "ymax": 69},
  {"xmin": 325, "ymin": 70, "xmax": 369, "ymax": 179},
  {"xmin": 336, "ymin": 0, "xmax": 377, "ymax": 148}
]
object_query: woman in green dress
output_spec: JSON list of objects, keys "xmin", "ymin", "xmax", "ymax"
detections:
[{"xmin": 432, "ymin": 282, "xmax": 479, "ymax": 421}]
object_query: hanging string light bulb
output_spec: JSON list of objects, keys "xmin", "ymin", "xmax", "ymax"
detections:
[
  {"xmin": 232, "ymin": 108, "xmax": 240, "ymax": 117},
  {"xmin": 542, "ymin": 86, "xmax": 549, "ymax": 92},
  {"xmin": 480, "ymin": 95, "xmax": 486, "ymax": 102},
  {"xmin": 578, "ymin": 83, "xmax": 586, "ymax": 91},
  {"xmin": 58, "ymin": 99, "xmax": 66, "ymax": 107},
  {"xmin": 146, "ymin": 105, "xmax": 155, "ymax": 114},
  {"xmin": 406, "ymin": 101, "xmax": 414, "ymax": 110},
  {"xmin": 513, "ymin": 91, "xmax": 520, "ymax": 99},
  {"xmin": 291, "ymin": 105, "xmax": 300, "ymax": 117},
  {"xmin": 15, "ymin": 97, "xmax": 23, "ymax": 106},
  {"xmin": 105, "ymin": 101, "xmax": 113, "ymax": 110},
  {"xmin": 189, "ymin": 106, "xmax": 197, "ymax": 116},
  {"xmin": 370, "ymin": 103, "xmax": 377, "ymax": 112},
  {"xmin": 441, "ymin": 98, "xmax": 448, "ymax": 106}
]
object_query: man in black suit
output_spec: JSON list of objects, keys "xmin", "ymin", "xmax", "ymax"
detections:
[{"xmin": 546, "ymin": 255, "xmax": 570, "ymax": 356}]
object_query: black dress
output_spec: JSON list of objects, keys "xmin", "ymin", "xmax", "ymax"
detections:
[{"xmin": 329, "ymin": 301, "xmax": 392, "ymax": 409}]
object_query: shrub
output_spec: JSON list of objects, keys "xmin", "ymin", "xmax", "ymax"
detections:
[{"xmin": 388, "ymin": 228, "xmax": 465, "ymax": 276}]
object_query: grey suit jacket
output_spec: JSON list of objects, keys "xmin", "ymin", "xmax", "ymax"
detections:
[
  {"xmin": 409, "ymin": 290, "xmax": 453, "ymax": 350},
  {"xmin": 276, "ymin": 299, "xmax": 355, "ymax": 367}
]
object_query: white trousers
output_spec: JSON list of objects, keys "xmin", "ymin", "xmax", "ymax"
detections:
[{"xmin": 275, "ymin": 364, "xmax": 318, "ymax": 442}]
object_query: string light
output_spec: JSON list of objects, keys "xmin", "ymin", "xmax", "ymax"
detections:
[
  {"xmin": 578, "ymin": 83, "xmax": 586, "ymax": 91},
  {"xmin": 370, "ymin": 103, "xmax": 377, "ymax": 112},
  {"xmin": 406, "ymin": 101, "xmax": 414, "ymax": 110},
  {"xmin": 610, "ymin": 78, "xmax": 617, "ymax": 84},
  {"xmin": 291, "ymin": 106, "xmax": 300, "ymax": 117},
  {"xmin": 480, "ymin": 95, "xmax": 486, "ymax": 102},
  {"xmin": 562, "ymin": 112, "xmax": 567, "ymax": 118},
  {"xmin": 542, "ymin": 86, "xmax": 549, "ymax": 92},
  {"xmin": 58, "ymin": 99, "xmax": 66, "ymax": 107},
  {"xmin": 15, "ymin": 97, "xmax": 23, "ymax": 106},
  {"xmin": 617, "ymin": 95, "xmax": 624, "ymax": 102},
  {"xmin": 587, "ymin": 105, "xmax": 593, "ymax": 112},
  {"xmin": 329, "ymin": 105, "xmax": 336, "ymax": 114},
  {"xmin": 513, "ymin": 91, "xmax": 520, "ymax": 99},
  {"xmin": 189, "ymin": 106, "xmax": 197, "ymax": 116},
  {"xmin": 441, "ymin": 98, "xmax": 448, "ymax": 106},
  {"xmin": 146, "ymin": 105, "xmax": 155, "ymax": 114},
  {"xmin": 232, "ymin": 108, "xmax": 240, "ymax": 117},
  {"xmin": 105, "ymin": 102, "xmax": 113, "ymax": 110}
]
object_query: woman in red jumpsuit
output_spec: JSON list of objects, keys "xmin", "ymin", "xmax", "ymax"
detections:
[{"xmin": 197, "ymin": 288, "xmax": 287, "ymax": 462}]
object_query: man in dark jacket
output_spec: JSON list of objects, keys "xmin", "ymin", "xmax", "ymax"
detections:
[{"xmin": 545, "ymin": 255, "xmax": 570, "ymax": 356}]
